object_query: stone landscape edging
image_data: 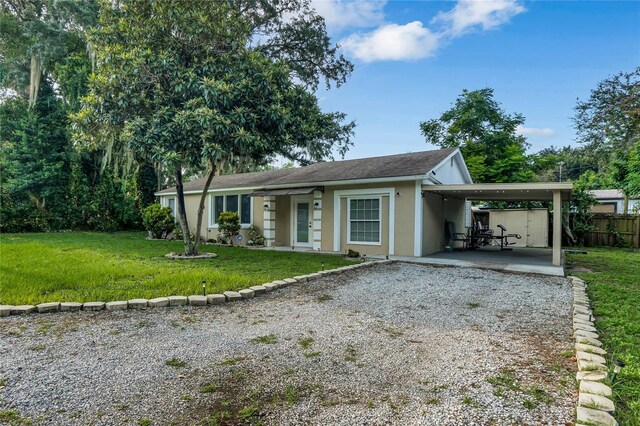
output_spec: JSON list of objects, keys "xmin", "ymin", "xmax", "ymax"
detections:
[
  {"xmin": 568, "ymin": 275, "xmax": 619, "ymax": 426},
  {"xmin": 0, "ymin": 260, "xmax": 394, "ymax": 318}
]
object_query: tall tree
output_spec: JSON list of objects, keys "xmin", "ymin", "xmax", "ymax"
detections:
[
  {"xmin": 76, "ymin": 0, "xmax": 354, "ymax": 255},
  {"xmin": 574, "ymin": 67, "xmax": 640, "ymax": 156},
  {"xmin": 0, "ymin": 0, "xmax": 99, "ymax": 106},
  {"xmin": 420, "ymin": 88, "xmax": 534, "ymax": 183},
  {"xmin": 573, "ymin": 67, "xmax": 640, "ymax": 212}
]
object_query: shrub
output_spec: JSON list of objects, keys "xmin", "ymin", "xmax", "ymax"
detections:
[
  {"xmin": 218, "ymin": 211, "xmax": 241, "ymax": 245},
  {"xmin": 142, "ymin": 204, "xmax": 175, "ymax": 239},
  {"xmin": 247, "ymin": 225, "xmax": 265, "ymax": 246}
]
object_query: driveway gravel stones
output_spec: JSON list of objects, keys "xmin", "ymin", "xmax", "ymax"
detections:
[{"xmin": 0, "ymin": 263, "xmax": 575, "ymax": 425}]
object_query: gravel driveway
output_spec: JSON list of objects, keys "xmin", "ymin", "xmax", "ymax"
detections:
[{"xmin": 0, "ymin": 263, "xmax": 576, "ymax": 425}]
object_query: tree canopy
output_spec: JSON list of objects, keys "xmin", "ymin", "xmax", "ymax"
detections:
[
  {"xmin": 420, "ymin": 88, "xmax": 534, "ymax": 183},
  {"xmin": 76, "ymin": 0, "xmax": 354, "ymax": 254}
]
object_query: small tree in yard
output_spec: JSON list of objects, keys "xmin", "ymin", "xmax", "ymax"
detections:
[
  {"xmin": 76, "ymin": 0, "xmax": 354, "ymax": 256},
  {"xmin": 142, "ymin": 204, "xmax": 174, "ymax": 239},
  {"xmin": 217, "ymin": 212, "xmax": 241, "ymax": 245}
]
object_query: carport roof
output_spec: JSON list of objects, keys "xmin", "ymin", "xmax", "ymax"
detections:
[{"xmin": 422, "ymin": 183, "xmax": 573, "ymax": 201}]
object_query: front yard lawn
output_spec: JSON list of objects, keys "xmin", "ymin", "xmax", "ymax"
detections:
[
  {"xmin": 0, "ymin": 232, "xmax": 353, "ymax": 305},
  {"xmin": 567, "ymin": 247, "xmax": 640, "ymax": 425}
]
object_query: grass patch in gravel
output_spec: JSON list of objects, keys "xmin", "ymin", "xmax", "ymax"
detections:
[
  {"xmin": 164, "ymin": 357, "xmax": 187, "ymax": 368},
  {"xmin": 200, "ymin": 384, "xmax": 217, "ymax": 393},
  {"xmin": 304, "ymin": 351, "xmax": 321, "ymax": 358},
  {"xmin": 298, "ymin": 337, "xmax": 314, "ymax": 349},
  {"xmin": 461, "ymin": 395, "xmax": 480, "ymax": 408},
  {"xmin": 568, "ymin": 247, "xmax": 640, "ymax": 425},
  {"xmin": 0, "ymin": 231, "xmax": 353, "ymax": 305},
  {"xmin": 0, "ymin": 410, "xmax": 28, "ymax": 425},
  {"xmin": 316, "ymin": 294, "xmax": 334, "ymax": 303},
  {"xmin": 344, "ymin": 345, "xmax": 357, "ymax": 362},
  {"xmin": 218, "ymin": 356, "xmax": 246, "ymax": 366},
  {"xmin": 250, "ymin": 334, "xmax": 278, "ymax": 344}
]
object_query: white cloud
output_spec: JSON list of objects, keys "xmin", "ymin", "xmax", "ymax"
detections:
[
  {"xmin": 516, "ymin": 125, "xmax": 555, "ymax": 138},
  {"xmin": 433, "ymin": 0, "xmax": 526, "ymax": 37},
  {"xmin": 339, "ymin": 21, "xmax": 440, "ymax": 63},
  {"xmin": 311, "ymin": 0, "xmax": 386, "ymax": 32}
]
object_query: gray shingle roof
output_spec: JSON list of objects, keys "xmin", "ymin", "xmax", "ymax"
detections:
[
  {"xmin": 157, "ymin": 148, "xmax": 456, "ymax": 194},
  {"xmin": 589, "ymin": 189, "xmax": 624, "ymax": 199}
]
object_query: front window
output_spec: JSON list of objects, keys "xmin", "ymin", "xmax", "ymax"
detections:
[
  {"xmin": 241, "ymin": 194, "xmax": 251, "ymax": 224},
  {"xmin": 211, "ymin": 194, "xmax": 252, "ymax": 225},
  {"xmin": 348, "ymin": 198, "xmax": 381, "ymax": 244},
  {"xmin": 167, "ymin": 198, "xmax": 176, "ymax": 218}
]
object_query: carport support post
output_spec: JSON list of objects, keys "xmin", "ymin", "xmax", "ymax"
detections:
[{"xmin": 552, "ymin": 190, "xmax": 562, "ymax": 266}]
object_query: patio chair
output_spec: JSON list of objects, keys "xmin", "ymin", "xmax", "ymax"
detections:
[{"xmin": 445, "ymin": 221, "xmax": 469, "ymax": 249}]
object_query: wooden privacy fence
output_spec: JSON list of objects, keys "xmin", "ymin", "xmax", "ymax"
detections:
[{"xmin": 585, "ymin": 214, "xmax": 640, "ymax": 248}]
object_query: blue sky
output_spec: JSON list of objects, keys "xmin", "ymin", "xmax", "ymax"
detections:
[{"xmin": 310, "ymin": 0, "xmax": 640, "ymax": 160}]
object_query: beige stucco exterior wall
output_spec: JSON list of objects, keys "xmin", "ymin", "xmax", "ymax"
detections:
[
  {"xmin": 422, "ymin": 192, "xmax": 444, "ymax": 255},
  {"xmin": 338, "ymin": 197, "xmax": 390, "ymax": 255},
  {"xmin": 319, "ymin": 180, "xmax": 417, "ymax": 257},
  {"xmin": 274, "ymin": 195, "xmax": 291, "ymax": 246},
  {"xmin": 161, "ymin": 179, "xmax": 418, "ymax": 255},
  {"xmin": 160, "ymin": 193, "xmax": 262, "ymax": 246}
]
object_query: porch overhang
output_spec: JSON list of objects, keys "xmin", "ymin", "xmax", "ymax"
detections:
[
  {"xmin": 249, "ymin": 186, "xmax": 322, "ymax": 197},
  {"xmin": 421, "ymin": 182, "xmax": 573, "ymax": 201}
]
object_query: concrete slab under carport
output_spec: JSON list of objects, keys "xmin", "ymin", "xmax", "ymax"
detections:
[{"xmin": 370, "ymin": 247, "xmax": 565, "ymax": 276}]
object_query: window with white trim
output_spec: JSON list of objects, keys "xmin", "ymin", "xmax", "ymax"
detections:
[
  {"xmin": 348, "ymin": 197, "xmax": 381, "ymax": 244},
  {"xmin": 166, "ymin": 197, "xmax": 176, "ymax": 218},
  {"xmin": 210, "ymin": 194, "xmax": 252, "ymax": 225}
]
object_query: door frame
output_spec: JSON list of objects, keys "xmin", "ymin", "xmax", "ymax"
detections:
[{"xmin": 290, "ymin": 195, "xmax": 314, "ymax": 247}]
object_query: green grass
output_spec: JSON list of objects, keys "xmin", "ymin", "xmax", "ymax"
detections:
[
  {"xmin": 0, "ymin": 232, "xmax": 353, "ymax": 305},
  {"xmin": 250, "ymin": 334, "xmax": 278, "ymax": 344},
  {"xmin": 164, "ymin": 357, "xmax": 187, "ymax": 368},
  {"xmin": 200, "ymin": 384, "xmax": 217, "ymax": 393},
  {"xmin": 567, "ymin": 247, "xmax": 640, "ymax": 425}
]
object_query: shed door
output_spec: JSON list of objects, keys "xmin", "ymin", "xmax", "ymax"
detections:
[{"xmin": 526, "ymin": 209, "xmax": 549, "ymax": 247}]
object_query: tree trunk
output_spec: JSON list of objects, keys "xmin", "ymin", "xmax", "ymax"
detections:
[
  {"xmin": 193, "ymin": 162, "xmax": 217, "ymax": 253},
  {"xmin": 174, "ymin": 164, "xmax": 195, "ymax": 255},
  {"xmin": 563, "ymin": 206, "xmax": 576, "ymax": 246},
  {"xmin": 623, "ymin": 194, "xmax": 629, "ymax": 215}
]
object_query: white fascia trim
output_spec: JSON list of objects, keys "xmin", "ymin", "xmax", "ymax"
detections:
[
  {"xmin": 429, "ymin": 148, "xmax": 474, "ymax": 184},
  {"xmin": 414, "ymin": 180, "xmax": 422, "ymax": 257},
  {"xmin": 333, "ymin": 187, "xmax": 395, "ymax": 255},
  {"xmin": 155, "ymin": 175, "xmax": 426, "ymax": 197}
]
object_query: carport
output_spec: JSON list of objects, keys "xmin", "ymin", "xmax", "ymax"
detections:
[{"xmin": 421, "ymin": 183, "xmax": 573, "ymax": 268}]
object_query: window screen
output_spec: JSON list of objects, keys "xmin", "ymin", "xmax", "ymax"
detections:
[{"xmin": 349, "ymin": 198, "xmax": 380, "ymax": 243}]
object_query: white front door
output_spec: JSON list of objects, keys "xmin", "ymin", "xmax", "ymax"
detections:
[{"xmin": 293, "ymin": 199, "xmax": 312, "ymax": 247}]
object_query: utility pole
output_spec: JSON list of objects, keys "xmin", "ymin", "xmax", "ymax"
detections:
[{"xmin": 558, "ymin": 161, "xmax": 564, "ymax": 182}]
